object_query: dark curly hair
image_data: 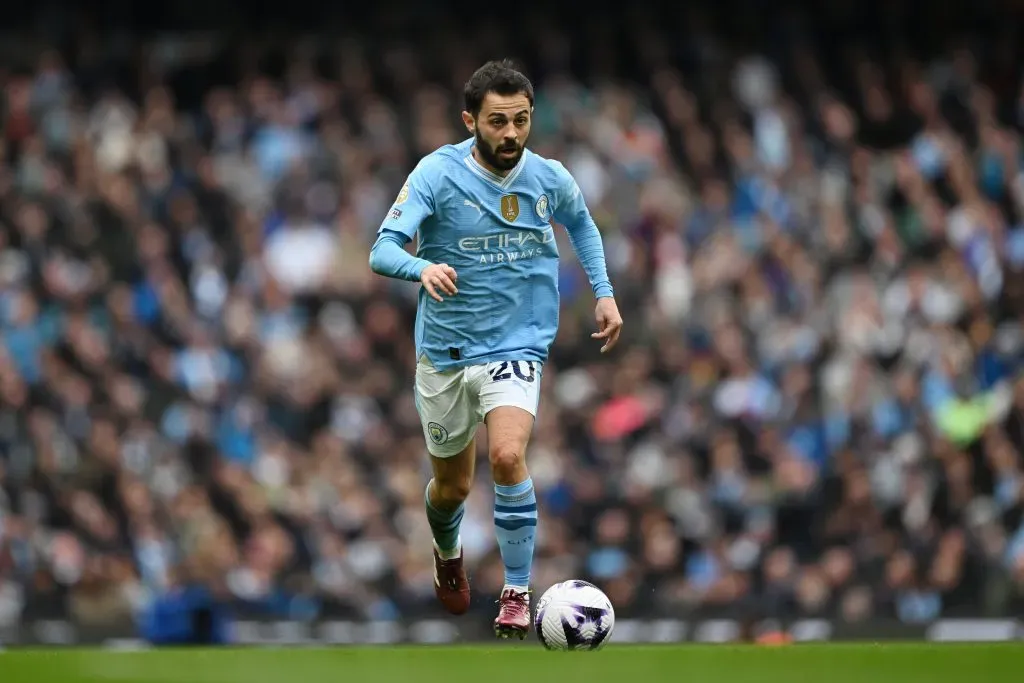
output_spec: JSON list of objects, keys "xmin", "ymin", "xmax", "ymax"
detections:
[{"xmin": 463, "ymin": 59, "xmax": 535, "ymax": 116}]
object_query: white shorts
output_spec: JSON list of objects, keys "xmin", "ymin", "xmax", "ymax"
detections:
[{"xmin": 414, "ymin": 357, "xmax": 543, "ymax": 458}]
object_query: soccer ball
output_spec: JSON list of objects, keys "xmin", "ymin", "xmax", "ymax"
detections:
[{"xmin": 534, "ymin": 580, "xmax": 615, "ymax": 651}]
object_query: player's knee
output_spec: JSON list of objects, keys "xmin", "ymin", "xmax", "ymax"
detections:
[
  {"xmin": 434, "ymin": 476, "xmax": 472, "ymax": 505},
  {"xmin": 489, "ymin": 445, "xmax": 524, "ymax": 482}
]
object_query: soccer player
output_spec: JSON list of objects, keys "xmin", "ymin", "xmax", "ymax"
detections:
[{"xmin": 368, "ymin": 59, "xmax": 622, "ymax": 639}]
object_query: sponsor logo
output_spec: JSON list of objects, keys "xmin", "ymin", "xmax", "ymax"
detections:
[
  {"xmin": 464, "ymin": 199, "xmax": 483, "ymax": 217},
  {"xmin": 457, "ymin": 228, "xmax": 555, "ymax": 264}
]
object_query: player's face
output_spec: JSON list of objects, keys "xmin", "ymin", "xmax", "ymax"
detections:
[{"xmin": 465, "ymin": 92, "xmax": 532, "ymax": 172}]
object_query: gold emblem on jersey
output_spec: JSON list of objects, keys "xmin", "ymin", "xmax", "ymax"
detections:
[
  {"xmin": 395, "ymin": 182, "xmax": 410, "ymax": 205},
  {"xmin": 500, "ymin": 194, "xmax": 520, "ymax": 222}
]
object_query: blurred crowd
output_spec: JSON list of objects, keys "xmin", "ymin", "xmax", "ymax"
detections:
[{"xmin": 3, "ymin": 3, "xmax": 1024, "ymax": 632}]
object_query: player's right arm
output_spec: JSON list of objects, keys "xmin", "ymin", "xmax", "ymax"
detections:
[{"xmin": 368, "ymin": 160, "xmax": 458, "ymax": 301}]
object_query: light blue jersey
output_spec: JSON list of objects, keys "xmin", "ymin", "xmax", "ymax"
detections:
[{"xmin": 369, "ymin": 138, "xmax": 613, "ymax": 370}]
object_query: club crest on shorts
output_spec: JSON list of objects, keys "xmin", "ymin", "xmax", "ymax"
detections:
[
  {"xmin": 500, "ymin": 194, "xmax": 520, "ymax": 222},
  {"xmin": 535, "ymin": 194, "xmax": 550, "ymax": 220},
  {"xmin": 427, "ymin": 422, "xmax": 449, "ymax": 445}
]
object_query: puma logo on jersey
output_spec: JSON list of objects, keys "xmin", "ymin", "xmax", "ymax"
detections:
[{"xmin": 464, "ymin": 199, "xmax": 483, "ymax": 217}]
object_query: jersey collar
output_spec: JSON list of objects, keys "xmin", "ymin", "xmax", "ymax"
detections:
[{"xmin": 464, "ymin": 146, "xmax": 527, "ymax": 190}]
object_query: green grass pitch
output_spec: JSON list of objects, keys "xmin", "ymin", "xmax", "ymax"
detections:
[{"xmin": 0, "ymin": 643, "xmax": 1021, "ymax": 682}]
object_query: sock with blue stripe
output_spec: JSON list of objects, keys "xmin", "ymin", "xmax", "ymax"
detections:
[
  {"xmin": 425, "ymin": 481, "xmax": 464, "ymax": 560},
  {"xmin": 493, "ymin": 477, "xmax": 538, "ymax": 591}
]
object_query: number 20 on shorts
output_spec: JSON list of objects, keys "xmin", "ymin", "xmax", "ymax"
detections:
[{"xmin": 489, "ymin": 361, "xmax": 536, "ymax": 383}]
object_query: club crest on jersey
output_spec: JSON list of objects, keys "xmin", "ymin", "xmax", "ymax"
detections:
[
  {"xmin": 395, "ymin": 182, "xmax": 410, "ymax": 205},
  {"xmin": 535, "ymin": 194, "xmax": 550, "ymax": 220},
  {"xmin": 500, "ymin": 194, "xmax": 520, "ymax": 222}
]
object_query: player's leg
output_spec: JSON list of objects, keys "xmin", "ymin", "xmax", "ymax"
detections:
[
  {"xmin": 425, "ymin": 441, "xmax": 475, "ymax": 615},
  {"xmin": 487, "ymin": 405, "xmax": 538, "ymax": 638},
  {"xmin": 426, "ymin": 442, "xmax": 475, "ymax": 556},
  {"xmin": 477, "ymin": 360, "xmax": 542, "ymax": 638},
  {"xmin": 415, "ymin": 359, "xmax": 478, "ymax": 615}
]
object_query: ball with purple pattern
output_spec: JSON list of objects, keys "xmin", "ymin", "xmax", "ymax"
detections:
[{"xmin": 534, "ymin": 580, "xmax": 615, "ymax": 651}]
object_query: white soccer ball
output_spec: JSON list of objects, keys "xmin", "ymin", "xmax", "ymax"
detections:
[{"xmin": 534, "ymin": 580, "xmax": 615, "ymax": 651}]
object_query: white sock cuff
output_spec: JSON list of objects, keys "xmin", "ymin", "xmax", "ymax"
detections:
[{"xmin": 434, "ymin": 537, "xmax": 462, "ymax": 560}]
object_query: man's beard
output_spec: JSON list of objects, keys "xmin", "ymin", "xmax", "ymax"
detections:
[{"xmin": 475, "ymin": 129, "xmax": 523, "ymax": 171}]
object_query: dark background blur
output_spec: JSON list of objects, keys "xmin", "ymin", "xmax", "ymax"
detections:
[{"xmin": 3, "ymin": 0, "xmax": 1024, "ymax": 642}]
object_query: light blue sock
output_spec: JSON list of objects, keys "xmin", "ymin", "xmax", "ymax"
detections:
[
  {"xmin": 425, "ymin": 482, "xmax": 464, "ymax": 558},
  {"xmin": 493, "ymin": 478, "xmax": 538, "ymax": 590}
]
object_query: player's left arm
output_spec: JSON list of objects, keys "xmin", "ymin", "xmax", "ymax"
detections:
[{"xmin": 551, "ymin": 163, "xmax": 623, "ymax": 353}]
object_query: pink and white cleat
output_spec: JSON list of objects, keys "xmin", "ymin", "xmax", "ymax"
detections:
[{"xmin": 494, "ymin": 587, "xmax": 531, "ymax": 640}]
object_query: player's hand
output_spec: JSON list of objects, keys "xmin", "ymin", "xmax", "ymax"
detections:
[
  {"xmin": 592, "ymin": 297, "xmax": 623, "ymax": 353},
  {"xmin": 421, "ymin": 263, "xmax": 458, "ymax": 302}
]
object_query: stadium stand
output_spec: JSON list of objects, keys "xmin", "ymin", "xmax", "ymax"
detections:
[{"xmin": 2, "ymin": 1, "xmax": 1024, "ymax": 635}]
